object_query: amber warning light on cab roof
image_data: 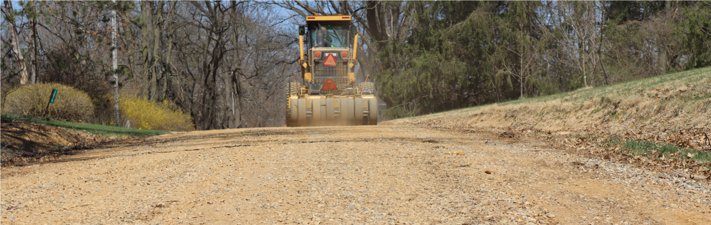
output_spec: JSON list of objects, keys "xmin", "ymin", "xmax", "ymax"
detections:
[{"xmin": 306, "ymin": 15, "xmax": 352, "ymax": 21}]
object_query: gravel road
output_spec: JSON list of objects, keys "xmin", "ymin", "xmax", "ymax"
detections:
[{"xmin": 2, "ymin": 126, "xmax": 709, "ymax": 224}]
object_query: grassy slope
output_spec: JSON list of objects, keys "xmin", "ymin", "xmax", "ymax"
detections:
[
  {"xmin": 388, "ymin": 67, "xmax": 711, "ymax": 163},
  {"xmin": 400, "ymin": 67, "xmax": 710, "ymax": 120},
  {"xmin": 1, "ymin": 114, "xmax": 166, "ymax": 136}
]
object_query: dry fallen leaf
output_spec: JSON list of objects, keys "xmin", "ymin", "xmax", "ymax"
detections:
[{"xmin": 447, "ymin": 150, "xmax": 465, "ymax": 156}]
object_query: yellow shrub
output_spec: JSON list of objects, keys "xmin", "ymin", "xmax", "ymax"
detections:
[
  {"xmin": 120, "ymin": 97, "xmax": 194, "ymax": 131},
  {"xmin": 2, "ymin": 83, "xmax": 94, "ymax": 121}
]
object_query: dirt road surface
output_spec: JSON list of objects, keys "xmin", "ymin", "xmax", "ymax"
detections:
[{"xmin": 2, "ymin": 125, "xmax": 710, "ymax": 224}]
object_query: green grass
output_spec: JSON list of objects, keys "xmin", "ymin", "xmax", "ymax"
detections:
[
  {"xmin": 683, "ymin": 92, "xmax": 711, "ymax": 102},
  {"xmin": 1, "ymin": 114, "xmax": 166, "ymax": 136},
  {"xmin": 501, "ymin": 67, "xmax": 711, "ymax": 105},
  {"xmin": 607, "ymin": 136, "xmax": 711, "ymax": 163},
  {"xmin": 410, "ymin": 67, "xmax": 710, "ymax": 120}
]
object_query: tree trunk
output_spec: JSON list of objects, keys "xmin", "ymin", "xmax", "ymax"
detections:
[
  {"xmin": 160, "ymin": 1, "xmax": 177, "ymax": 101},
  {"xmin": 519, "ymin": 24, "xmax": 526, "ymax": 99},
  {"xmin": 150, "ymin": 1, "xmax": 163, "ymax": 101},
  {"xmin": 30, "ymin": 0, "xmax": 39, "ymax": 84},
  {"xmin": 4, "ymin": 0, "xmax": 30, "ymax": 85},
  {"xmin": 111, "ymin": 0, "xmax": 121, "ymax": 125},
  {"xmin": 140, "ymin": 2, "xmax": 155, "ymax": 99},
  {"xmin": 230, "ymin": 1, "xmax": 244, "ymax": 128},
  {"xmin": 519, "ymin": 47, "xmax": 524, "ymax": 98},
  {"xmin": 597, "ymin": 1, "xmax": 610, "ymax": 85}
]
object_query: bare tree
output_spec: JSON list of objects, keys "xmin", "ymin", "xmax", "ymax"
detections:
[
  {"xmin": 28, "ymin": 0, "xmax": 40, "ymax": 84},
  {"xmin": 3, "ymin": 0, "xmax": 30, "ymax": 85},
  {"xmin": 111, "ymin": 0, "xmax": 120, "ymax": 125}
]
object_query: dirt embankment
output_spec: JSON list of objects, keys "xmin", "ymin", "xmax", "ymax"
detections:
[
  {"xmin": 1, "ymin": 122, "xmax": 115, "ymax": 165},
  {"xmin": 387, "ymin": 68, "xmax": 711, "ymax": 178}
]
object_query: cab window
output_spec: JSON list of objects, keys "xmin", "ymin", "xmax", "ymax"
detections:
[{"xmin": 308, "ymin": 22, "xmax": 351, "ymax": 48}]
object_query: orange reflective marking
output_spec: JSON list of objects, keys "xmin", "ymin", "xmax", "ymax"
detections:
[{"xmin": 324, "ymin": 54, "xmax": 337, "ymax": 67}]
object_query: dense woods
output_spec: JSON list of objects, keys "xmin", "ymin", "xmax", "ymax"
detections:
[
  {"xmin": 365, "ymin": 1, "xmax": 711, "ymax": 117},
  {"xmin": 2, "ymin": 1, "xmax": 711, "ymax": 129},
  {"xmin": 2, "ymin": 1, "xmax": 294, "ymax": 129}
]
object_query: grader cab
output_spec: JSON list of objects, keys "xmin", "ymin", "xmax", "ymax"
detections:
[{"xmin": 286, "ymin": 15, "xmax": 377, "ymax": 126}]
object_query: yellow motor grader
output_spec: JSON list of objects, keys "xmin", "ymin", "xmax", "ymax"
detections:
[{"xmin": 287, "ymin": 15, "xmax": 377, "ymax": 126}]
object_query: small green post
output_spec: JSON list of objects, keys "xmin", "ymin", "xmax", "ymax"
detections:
[
  {"xmin": 49, "ymin": 88, "xmax": 58, "ymax": 104},
  {"xmin": 44, "ymin": 88, "xmax": 59, "ymax": 117}
]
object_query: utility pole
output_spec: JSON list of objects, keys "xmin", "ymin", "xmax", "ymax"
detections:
[{"xmin": 111, "ymin": 0, "xmax": 121, "ymax": 125}]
